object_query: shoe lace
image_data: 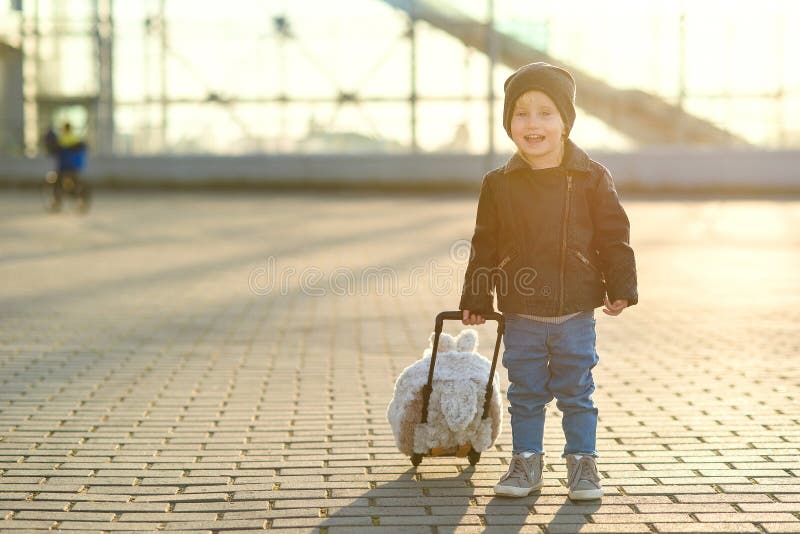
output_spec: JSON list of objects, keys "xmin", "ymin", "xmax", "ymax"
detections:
[
  {"xmin": 569, "ymin": 456, "xmax": 599, "ymax": 487},
  {"xmin": 503, "ymin": 455, "xmax": 534, "ymax": 483}
]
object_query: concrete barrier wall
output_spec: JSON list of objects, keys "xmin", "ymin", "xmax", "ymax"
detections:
[{"xmin": 2, "ymin": 149, "xmax": 799, "ymax": 192}]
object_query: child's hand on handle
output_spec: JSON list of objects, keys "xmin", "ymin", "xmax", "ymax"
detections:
[
  {"xmin": 462, "ymin": 310, "xmax": 486, "ymax": 325},
  {"xmin": 603, "ymin": 296, "xmax": 628, "ymax": 316}
]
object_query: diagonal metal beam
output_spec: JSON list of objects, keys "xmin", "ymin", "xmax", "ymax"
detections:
[{"xmin": 381, "ymin": 0, "xmax": 747, "ymax": 146}]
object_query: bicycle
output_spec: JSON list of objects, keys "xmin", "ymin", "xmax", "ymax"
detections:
[
  {"xmin": 41, "ymin": 170, "xmax": 91, "ymax": 214},
  {"xmin": 41, "ymin": 144, "xmax": 91, "ymax": 214}
]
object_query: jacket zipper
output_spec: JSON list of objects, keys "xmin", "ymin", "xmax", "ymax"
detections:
[
  {"xmin": 497, "ymin": 247, "xmax": 518, "ymax": 270},
  {"xmin": 573, "ymin": 249, "xmax": 600, "ymax": 274},
  {"xmin": 558, "ymin": 174, "xmax": 573, "ymax": 315}
]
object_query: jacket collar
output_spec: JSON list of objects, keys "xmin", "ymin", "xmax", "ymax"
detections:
[{"xmin": 502, "ymin": 139, "xmax": 591, "ymax": 174}]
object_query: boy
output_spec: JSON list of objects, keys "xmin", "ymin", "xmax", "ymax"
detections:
[{"xmin": 459, "ymin": 62, "xmax": 638, "ymax": 500}]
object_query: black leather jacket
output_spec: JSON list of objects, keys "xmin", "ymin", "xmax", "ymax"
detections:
[{"xmin": 459, "ymin": 140, "xmax": 638, "ymax": 316}]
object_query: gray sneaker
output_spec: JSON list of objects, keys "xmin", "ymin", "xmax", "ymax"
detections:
[
  {"xmin": 566, "ymin": 454, "xmax": 603, "ymax": 500},
  {"xmin": 494, "ymin": 452, "xmax": 544, "ymax": 497}
]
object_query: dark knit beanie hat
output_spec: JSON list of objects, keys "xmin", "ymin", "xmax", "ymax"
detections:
[{"xmin": 502, "ymin": 62, "xmax": 576, "ymax": 138}]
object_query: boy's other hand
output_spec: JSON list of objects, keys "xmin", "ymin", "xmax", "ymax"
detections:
[
  {"xmin": 462, "ymin": 310, "xmax": 486, "ymax": 325},
  {"xmin": 602, "ymin": 296, "xmax": 628, "ymax": 316}
]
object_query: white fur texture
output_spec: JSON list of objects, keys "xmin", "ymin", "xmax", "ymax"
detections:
[{"xmin": 386, "ymin": 329, "xmax": 503, "ymax": 455}]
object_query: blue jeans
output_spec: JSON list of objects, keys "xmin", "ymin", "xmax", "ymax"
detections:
[{"xmin": 502, "ymin": 309, "xmax": 599, "ymax": 457}]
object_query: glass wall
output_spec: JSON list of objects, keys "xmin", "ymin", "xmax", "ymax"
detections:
[{"xmin": 10, "ymin": 0, "xmax": 800, "ymax": 155}]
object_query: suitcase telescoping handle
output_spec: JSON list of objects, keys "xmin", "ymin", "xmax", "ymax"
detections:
[{"xmin": 420, "ymin": 311, "xmax": 505, "ymax": 425}]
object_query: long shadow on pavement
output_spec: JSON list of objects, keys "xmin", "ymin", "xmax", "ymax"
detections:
[
  {"xmin": 317, "ymin": 463, "xmax": 600, "ymax": 532},
  {"xmin": 319, "ymin": 465, "xmax": 479, "ymax": 532},
  {"xmin": 484, "ymin": 493, "xmax": 601, "ymax": 531},
  {"xmin": 542, "ymin": 498, "xmax": 601, "ymax": 533}
]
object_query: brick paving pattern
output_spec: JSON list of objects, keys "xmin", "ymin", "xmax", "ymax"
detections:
[{"xmin": 1, "ymin": 190, "xmax": 799, "ymax": 533}]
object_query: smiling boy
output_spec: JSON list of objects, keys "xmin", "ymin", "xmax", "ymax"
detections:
[{"xmin": 459, "ymin": 62, "xmax": 638, "ymax": 499}]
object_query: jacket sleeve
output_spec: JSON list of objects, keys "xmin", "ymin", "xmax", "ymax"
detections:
[
  {"xmin": 591, "ymin": 168, "xmax": 639, "ymax": 306},
  {"xmin": 458, "ymin": 174, "xmax": 500, "ymax": 314}
]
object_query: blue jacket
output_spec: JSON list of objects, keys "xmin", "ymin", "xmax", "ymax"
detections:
[{"xmin": 57, "ymin": 143, "xmax": 87, "ymax": 173}]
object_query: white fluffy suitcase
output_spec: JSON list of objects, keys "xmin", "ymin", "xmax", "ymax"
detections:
[{"xmin": 386, "ymin": 311, "xmax": 505, "ymax": 466}]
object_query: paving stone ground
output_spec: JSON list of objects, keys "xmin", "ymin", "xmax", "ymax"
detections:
[{"xmin": 1, "ymin": 189, "xmax": 799, "ymax": 533}]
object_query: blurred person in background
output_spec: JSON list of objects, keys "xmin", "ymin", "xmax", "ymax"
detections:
[{"xmin": 41, "ymin": 122, "xmax": 91, "ymax": 213}]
